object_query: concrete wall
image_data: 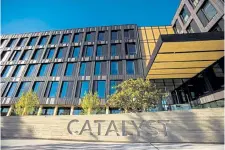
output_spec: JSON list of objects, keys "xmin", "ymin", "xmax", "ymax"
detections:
[{"xmin": 1, "ymin": 108, "xmax": 224, "ymax": 143}]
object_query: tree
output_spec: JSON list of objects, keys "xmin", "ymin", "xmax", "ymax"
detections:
[
  {"xmin": 14, "ymin": 91, "xmax": 40, "ymax": 116},
  {"xmin": 107, "ymin": 78, "xmax": 165, "ymax": 113},
  {"xmin": 80, "ymin": 92, "xmax": 101, "ymax": 115}
]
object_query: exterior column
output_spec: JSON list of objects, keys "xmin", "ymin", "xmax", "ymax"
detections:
[
  {"xmin": 70, "ymin": 106, "xmax": 74, "ymax": 115},
  {"xmin": 37, "ymin": 105, "xmax": 43, "ymax": 116},
  {"xmin": 6, "ymin": 105, "xmax": 13, "ymax": 116},
  {"xmin": 106, "ymin": 106, "xmax": 109, "ymax": 114},
  {"xmin": 53, "ymin": 105, "xmax": 58, "ymax": 116}
]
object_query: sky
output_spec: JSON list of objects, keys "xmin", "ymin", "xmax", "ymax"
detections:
[{"xmin": 2, "ymin": 0, "xmax": 180, "ymax": 34}]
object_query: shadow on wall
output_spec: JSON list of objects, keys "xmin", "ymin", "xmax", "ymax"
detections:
[
  {"xmin": 1, "ymin": 116, "xmax": 34, "ymax": 139},
  {"xmin": 126, "ymin": 109, "xmax": 224, "ymax": 144}
]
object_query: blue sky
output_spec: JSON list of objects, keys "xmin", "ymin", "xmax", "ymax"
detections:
[{"xmin": 2, "ymin": 0, "xmax": 180, "ymax": 34}]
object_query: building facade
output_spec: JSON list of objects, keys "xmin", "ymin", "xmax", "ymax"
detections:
[{"xmin": 1, "ymin": 0, "xmax": 224, "ymax": 116}]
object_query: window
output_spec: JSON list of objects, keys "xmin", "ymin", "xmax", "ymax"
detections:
[
  {"xmin": 125, "ymin": 43, "xmax": 136, "ymax": 55},
  {"xmin": 64, "ymin": 63, "xmax": 76, "ymax": 76},
  {"xmin": 49, "ymin": 35, "xmax": 59, "ymax": 44},
  {"xmin": 111, "ymin": 30, "xmax": 120, "ymax": 40},
  {"xmin": 32, "ymin": 49, "xmax": 43, "ymax": 60},
  {"xmin": 42, "ymin": 107, "xmax": 54, "ymax": 115},
  {"xmin": 69, "ymin": 47, "xmax": 80, "ymax": 58},
  {"xmin": 73, "ymin": 33, "xmax": 80, "ymax": 43},
  {"xmin": 1, "ymin": 65, "xmax": 12, "ymax": 77},
  {"xmin": 111, "ymin": 44, "xmax": 120, "ymax": 56},
  {"xmin": 27, "ymin": 37, "xmax": 37, "ymax": 46},
  {"xmin": 73, "ymin": 108, "xmax": 82, "ymax": 115},
  {"xmin": 1, "ymin": 51, "xmax": 10, "ymax": 62},
  {"xmin": 202, "ymin": 1, "xmax": 217, "ymax": 21},
  {"xmin": 187, "ymin": 25, "xmax": 194, "ymax": 33},
  {"xmin": 61, "ymin": 34, "xmax": 71, "ymax": 43},
  {"xmin": 110, "ymin": 80, "xmax": 121, "ymax": 95},
  {"xmin": 56, "ymin": 47, "xmax": 66, "ymax": 59},
  {"xmin": 83, "ymin": 46, "xmax": 93, "ymax": 57},
  {"xmin": 98, "ymin": 31, "xmax": 105, "ymax": 41},
  {"xmin": 5, "ymin": 82, "xmax": 17, "ymax": 97},
  {"xmin": 85, "ymin": 32, "xmax": 95, "ymax": 42},
  {"xmin": 46, "ymin": 48, "xmax": 55, "ymax": 59},
  {"xmin": 25, "ymin": 64, "xmax": 36, "ymax": 77},
  {"xmin": 32, "ymin": 81, "xmax": 44, "ymax": 95},
  {"xmin": 17, "ymin": 38, "xmax": 28, "ymax": 47},
  {"xmin": 60, "ymin": 81, "xmax": 73, "ymax": 98},
  {"xmin": 12, "ymin": 65, "xmax": 25, "ymax": 77},
  {"xmin": 37, "ymin": 64, "xmax": 49, "ymax": 76},
  {"xmin": 51, "ymin": 63, "xmax": 62, "ymax": 76},
  {"xmin": 110, "ymin": 61, "xmax": 119, "ymax": 75},
  {"xmin": 124, "ymin": 29, "xmax": 135, "ymax": 39},
  {"xmin": 20, "ymin": 50, "xmax": 31, "ymax": 60},
  {"xmin": 57, "ymin": 108, "xmax": 70, "ymax": 115},
  {"xmin": 93, "ymin": 81, "xmax": 106, "ymax": 98},
  {"xmin": 95, "ymin": 62, "xmax": 101, "ymax": 75},
  {"xmin": 189, "ymin": 0, "xmax": 200, "ymax": 7},
  {"xmin": 96, "ymin": 45, "xmax": 103, "ymax": 56},
  {"xmin": 11, "ymin": 51, "xmax": 21, "ymax": 61},
  {"xmin": 0, "ymin": 39, "xmax": 7, "ymax": 47},
  {"xmin": 79, "ymin": 62, "xmax": 86, "ymax": 76},
  {"xmin": 180, "ymin": 6, "xmax": 190, "ymax": 24},
  {"xmin": 45, "ymin": 81, "xmax": 59, "ymax": 98},
  {"xmin": 16, "ymin": 82, "xmax": 31, "ymax": 97},
  {"xmin": 6, "ymin": 39, "xmax": 17, "ymax": 47},
  {"xmin": 80, "ymin": 81, "xmax": 89, "ymax": 98},
  {"xmin": 1, "ymin": 107, "xmax": 9, "ymax": 116},
  {"xmin": 173, "ymin": 21, "xmax": 183, "ymax": 34},
  {"xmin": 126, "ymin": 61, "xmax": 135, "ymax": 75},
  {"xmin": 38, "ymin": 36, "xmax": 48, "ymax": 45}
]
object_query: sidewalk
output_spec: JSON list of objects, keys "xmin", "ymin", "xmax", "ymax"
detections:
[{"xmin": 1, "ymin": 139, "xmax": 224, "ymax": 150}]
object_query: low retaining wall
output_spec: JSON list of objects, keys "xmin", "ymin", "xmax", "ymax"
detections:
[{"xmin": 1, "ymin": 108, "xmax": 224, "ymax": 143}]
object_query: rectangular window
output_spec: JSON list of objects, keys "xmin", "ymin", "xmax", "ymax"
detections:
[
  {"xmin": 56, "ymin": 47, "xmax": 66, "ymax": 59},
  {"xmin": 27, "ymin": 37, "xmax": 37, "ymax": 46},
  {"xmin": 51, "ymin": 63, "xmax": 62, "ymax": 76},
  {"xmin": 12, "ymin": 65, "xmax": 25, "ymax": 77},
  {"xmin": 126, "ymin": 61, "xmax": 135, "ymax": 75},
  {"xmin": 45, "ymin": 81, "xmax": 59, "ymax": 98},
  {"xmin": 111, "ymin": 30, "xmax": 120, "ymax": 40},
  {"xmin": 6, "ymin": 39, "xmax": 17, "ymax": 47},
  {"xmin": 20, "ymin": 50, "xmax": 31, "ymax": 60},
  {"xmin": 46, "ymin": 48, "xmax": 55, "ymax": 59},
  {"xmin": 49, "ymin": 35, "xmax": 59, "ymax": 44},
  {"xmin": 83, "ymin": 46, "xmax": 93, "ymax": 57},
  {"xmin": 73, "ymin": 33, "xmax": 80, "ymax": 43},
  {"xmin": 57, "ymin": 108, "xmax": 70, "ymax": 115},
  {"xmin": 85, "ymin": 32, "xmax": 92, "ymax": 42},
  {"xmin": 37, "ymin": 64, "xmax": 49, "ymax": 76},
  {"xmin": 98, "ymin": 31, "xmax": 105, "ymax": 41},
  {"xmin": 59, "ymin": 81, "xmax": 73, "ymax": 98},
  {"xmin": 94, "ymin": 62, "xmax": 101, "ymax": 75},
  {"xmin": 61, "ymin": 34, "xmax": 71, "ymax": 43},
  {"xmin": 25, "ymin": 64, "xmax": 36, "ymax": 77},
  {"xmin": 5, "ymin": 82, "xmax": 17, "ymax": 97},
  {"xmin": 32, "ymin": 81, "xmax": 44, "ymax": 95},
  {"xmin": 38, "ymin": 36, "xmax": 48, "ymax": 45},
  {"xmin": 125, "ymin": 43, "xmax": 136, "ymax": 55},
  {"xmin": 0, "ymin": 39, "xmax": 7, "ymax": 47},
  {"xmin": 79, "ymin": 62, "xmax": 86, "ymax": 76},
  {"xmin": 110, "ymin": 80, "xmax": 121, "ymax": 95},
  {"xmin": 180, "ymin": 5, "xmax": 190, "ymax": 24},
  {"xmin": 202, "ymin": 1, "xmax": 217, "ymax": 21},
  {"xmin": 32, "ymin": 49, "xmax": 43, "ymax": 60},
  {"xmin": 11, "ymin": 51, "xmax": 21, "ymax": 61},
  {"xmin": 1, "ymin": 65, "xmax": 12, "ymax": 77},
  {"xmin": 17, "ymin": 38, "xmax": 28, "ymax": 47},
  {"xmin": 73, "ymin": 108, "xmax": 82, "ymax": 115},
  {"xmin": 111, "ymin": 44, "xmax": 120, "ymax": 56},
  {"xmin": 64, "ymin": 63, "xmax": 76, "ymax": 76},
  {"xmin": 96, "ymin": 45, "xmax": 103, "ymax": 57},
  {"xmin": 80, "ymin": 81, "xmax": 89, "ymax": 98},
  {"xmin": 93, "ymin": 81, "xmax": 106, "ymax": 98},
  {"xmin": 189, "ymin": 0, "xmax": 200, "ymax": 7},
  {"xmin": 124, "ymin": 29, "xmax": 135, "ymax": 39},
  {"xmin": 173, "ymin": 21, "xmax": 183, "ymax": 34},
  {"xmin": 110, "ymin": 61, "xmax": 119, "ymax": 75},
  {"xmin": 1, "ymin": 51, "xmax": 10, "ymax": 62},
  {"xmin": 16, "ymin": 82, "xmax": 31, "ymax": 97},
  {"xmin": 42, "ymin": 107, "xmax": 54, "ymax": 115},
  {"xmin": 69, "ymin": 47, "xmax": 80, "ymax": 58}
]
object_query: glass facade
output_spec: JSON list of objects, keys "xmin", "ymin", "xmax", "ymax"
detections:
[
  {"xmin": 50, "ymin": 35, "xmax": 59, "ymax": 44},
  {"xmin": 27, "ymin": 37, "xmax": 37, "ymax": 46},
  {"xmin": 46, "ymin": 81, "xmax": 59, "ymax": 98},
  {"xmin": 25, "ymin": 64, "xmax": 36, "ymax": 77},
  {"xmin": 38, "ymin": 36, "xmax": 48, "ymax": 45},
  {"xmin": 38, "ymin": 64, "xmax": 49, "ymax": 76},
  {"xmin": 126, "ymin": 60, "xmax": 135, "ymax": 75},
  {"xmin": 79, "ymin": 62, "xmax": 86, "ymax": 76},
  {"xmin": 80, "ymin": 81, "xmax": 89, "ymax": 98},
  {"xmin": 16, "ymin": 82, "xmax": 31, "ymax": 97},
  {"xmin": 65, "ymin": 63, "xmax": 76, "ymax": 76},
  {"xmin": 110, "ymin": 61, "xmax": 119, "ymax": 75}
]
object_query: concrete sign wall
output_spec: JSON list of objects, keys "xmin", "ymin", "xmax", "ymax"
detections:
[{"xmin": 1, "ymin": 108, "xmax": 224, "ymax": 143}]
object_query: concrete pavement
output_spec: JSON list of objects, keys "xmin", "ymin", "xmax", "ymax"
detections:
[{"xmin": 1, "ymin": 139, "xmax": 224, "ymax": 150}]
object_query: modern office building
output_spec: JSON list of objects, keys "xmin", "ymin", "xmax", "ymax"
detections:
[{"xmin": 1, "ymin": 0, "xmax": 224, "ymax": 116}]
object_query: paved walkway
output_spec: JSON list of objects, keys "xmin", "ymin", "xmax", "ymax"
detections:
[{"xmin": 1, "ymin": 139, "xmax": 224, "ymax": 150}]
